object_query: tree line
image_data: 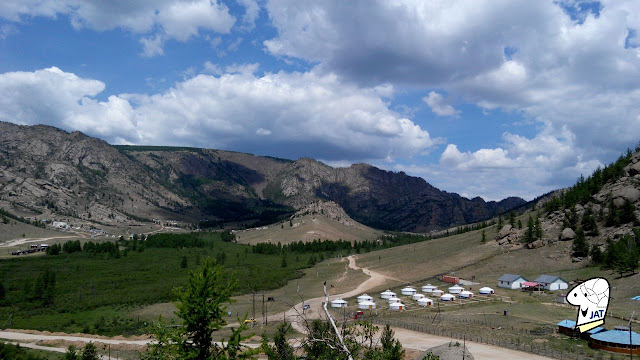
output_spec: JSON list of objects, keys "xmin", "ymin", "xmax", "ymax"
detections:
[{"xmin": 544, "ymin": 145, "xmax": 640, "ymax": 213}]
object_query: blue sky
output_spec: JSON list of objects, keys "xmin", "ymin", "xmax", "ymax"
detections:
[{"xmin": 1, "ymin": 0, "xmax": 640, "ymax": 201}]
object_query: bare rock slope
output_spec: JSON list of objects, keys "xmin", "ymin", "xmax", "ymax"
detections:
[{"xmin": 0, "ymin": 122, "xmax": 525, "ymax": 231}]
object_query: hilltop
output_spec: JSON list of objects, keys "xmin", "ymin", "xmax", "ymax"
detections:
[
  {"xmin": 234, "ymin": 200, "xmax": 381, "ymax": 245},
  {"xmin": 0, "ymin": 121, "xmax": 525, "ymax": 232}
]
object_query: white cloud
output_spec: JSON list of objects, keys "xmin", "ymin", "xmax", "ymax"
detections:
[
  {"xmin": 264, "ymin": 0, "xmax": 640, "ymax": 198},
  {"xmin": 0, "ymin": 67, "xmax": 137, "ymax": 143},
  {"xmin": 0, "ymin": 67, "xmax": 442, "ymax": 161},
  {"xmin": 224, "ymin": 62, "xmax": 259, "ymax": 74},
  {"xmin": 422, "ymin": 91, "xmax": 460, "ymax": 117},
  {"xmin": 0, "ymin": 0, "xmax": 236, "ymax": 56},
  {"xmin": 0, "ymin": 23, "xmax": 17, "ymax": 39},
  {"xmin": 203, "ymin": 61, "xmax": 259, "ymax": 75},
  {"xmin": 396, "ymin": 126, "xmax": 603, "ymax": 200},
  {"xmin": 140, "ymin": 34, "xmax": 165, "ymax": 57},
  {"xmin": 237, "ymin": 0, "xmax": 260, "ymax": 30}
]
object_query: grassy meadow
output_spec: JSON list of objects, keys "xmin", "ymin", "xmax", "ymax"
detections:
[{"xmin": 0, "ymin": 232, "xmax": 326, "ymax": 335}]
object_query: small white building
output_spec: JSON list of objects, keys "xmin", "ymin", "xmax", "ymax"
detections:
[
  {"xmin": 52, "ymin": 221, "xmax": 70, "ymax": 230},
  {"xmin": 534, "ymin": 275, "xmax": 569, "ymax": 291},
  {"xmin": 331, "ymin": 298, "xmax": 348, "ymax": 308},
  {"xmin": 479, "ymin": 287, "xmax": 494, "ymax": 295},
  {"xmin": 448, "ymin": 285, "xmax": 464, "ymax": 294},
  {"xmin": 422, "ymin": 284, "xmax": 437, "ymax": 293},
  {"xmin": 432, "ymin": 289, "xmax": 444, "ymax": 297},
  {"xmin": 401, "ymin": 287, "xmax": 417, "ymax": 296},
  {"xmin": 380, "ymin": 290, "xmax": 396, "ymax": 299},
  {"xmin": 389, "ymin": 302, "xmax": 404, "ymax": 311},
  {"xmin": 418, "ymin": 297, "xmax": 434, "ymax": 307},
  {"xmin": 412, "ymin": 293, "xmax": 425, "ymax": 301},
  {"xmin": 358, "ymin": 301, "xmax": 376, "ymax": 310},
  {"xmin": 357, "ymin": 294, "xmax": 373, "ymax": 303},
  {"xmin": 459, "ymin": 291, "xmax": 474, "ymax": 299},
  {"xmin": 498, "ymin": 274, "xmax": 528, "ymax": 289},
  {"xmin": 388, "ymin": 297, "xmax": 402, "ymax": 304},
  {"xmin": 440, "ymin": 294, "xmax": 456, "ymax": 301}
]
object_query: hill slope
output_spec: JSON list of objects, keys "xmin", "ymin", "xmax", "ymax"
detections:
[
  {"xmin": 0, "ymin": 122, "xmax": 525, "ymax": 231},
  {"xmin": 235, "ymin": 201, "xmax": 381, "ymax": 245}
]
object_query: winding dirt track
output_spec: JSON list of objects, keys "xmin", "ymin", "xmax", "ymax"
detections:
[{"xmin": 0, "ymin": 255, "xmax": 551, "ymax": 359}]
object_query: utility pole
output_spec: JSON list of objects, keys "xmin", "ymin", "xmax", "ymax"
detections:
[
  {"xmin": 630, "ymin": 311, "xmax": 635, "ymax": 360},
  {"xmin": 463, "ymin": 334, "xmax": 466, "ymax": 360},
  {"xmin": 252, "ymin": 292, "xmax": 256, "ymax": 328},
  {"xmin": 262, "ymin": 293, "xmax": 265, "ymax": 325}
]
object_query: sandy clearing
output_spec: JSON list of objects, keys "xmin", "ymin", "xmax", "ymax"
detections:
[
  {"xmin": 392, "ymin": 327, "xmax": 552, "ymax": 360},
  {"xmin": 0, "ymin": 235, "xmax": 82, "ymax": 248}
]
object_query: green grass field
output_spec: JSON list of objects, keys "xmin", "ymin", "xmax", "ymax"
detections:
[{"xmin": 0, "ymin": 232, "xmax": 326, "ymax": 335}]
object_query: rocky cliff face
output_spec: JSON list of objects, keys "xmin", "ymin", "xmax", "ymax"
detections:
[
  {"xmin": 0, "ymin": 122, "xmax": 525, "ymax": 231},
  {"xmin": 0, "ymin": 123, "xmax": 187, "ymax": 225},
  {"xmin": 497, "ymin": 149, "xmax": 640, "ymax": 258}
]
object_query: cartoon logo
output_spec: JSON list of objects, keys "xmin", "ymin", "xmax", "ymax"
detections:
[{"xmin": 566, "ymin": 277, "xmax": 610, "ymax": 332}]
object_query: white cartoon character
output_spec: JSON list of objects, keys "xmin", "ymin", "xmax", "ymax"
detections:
[{"xmin": 566, "ymin": 277, "xmax": 610, "ymax": 333}]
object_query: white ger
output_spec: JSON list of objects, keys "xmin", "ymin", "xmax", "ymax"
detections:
[
  {"xmin": 330, "ymin": 298, "xmax": 348, "ymax": 308},
  {"xmin": 380, "ymin": 290, "xmax": 396, "ymax": 299},
  {"xmin": 422, "ymin": 284, "xmax": 437, "ymax": 293},
  {"xmin": 358, "ymin": 300, "xmax": 376, "ymax": 310},
  {"xmin": 401, "ymin": 287, "xmax": 417, "ymax": 296}
]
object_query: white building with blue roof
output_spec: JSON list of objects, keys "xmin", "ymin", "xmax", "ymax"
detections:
[
  {"xmin": 497, "ymin": 274, "xmax": 528, "ymax": 289},
  {"xmin": 533, "ymin": 274, "xmax": 568, "ymax": 291}
]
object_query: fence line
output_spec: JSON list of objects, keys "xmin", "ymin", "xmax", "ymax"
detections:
[{"xmin": 373, "ymin": 318, "xmax": 599, "ymax": 360}]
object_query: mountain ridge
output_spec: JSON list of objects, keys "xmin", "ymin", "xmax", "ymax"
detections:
[{"xmin": 0, "ymin": 122, "xmax": 526, "ymax": 231}]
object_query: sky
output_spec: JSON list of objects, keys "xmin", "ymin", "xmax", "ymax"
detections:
[{"xmin": 1, "ymin": 0, "xmax": 640, "ymax": 201}]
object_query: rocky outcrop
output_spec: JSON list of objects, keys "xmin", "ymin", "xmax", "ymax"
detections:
[
  {"xmin": 611, "ymin": 186, "xmax": 640, "ymax": 207},
  {"xmin": 294, "ymin": 200, "xmax": 356, "ymax": 226},
  {"xmin": 560, "ymin": 228, "xmax": 576, "ymax": 241},
  {"xmin": 495, "ymin": 224, "xmax": 522, "ymax": 246}
]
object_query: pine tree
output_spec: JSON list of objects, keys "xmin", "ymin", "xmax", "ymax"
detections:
[
  {"xmin": 606, "ymin": 198, "xmax": 620, "ymax": 227},
  {"xmin": 590, "ymin": 244, "xmax": 603, "ymax": 264},
  {"xmin": 497, "ymin": 215, "xmax": 503, "ymax": 229},
  {"xmin": 517, "ymin": 219, "xmax": 523, "ymax": 229},
  {"xmin": 181, "ymin": 255, "xmax": 188, "ymax": 269},
  {"xmin": 534, "ymin": 218, "xmax": 543, "ymax": 239},
  {"xmin": 524, "ymin": 216, "xmax": 535, "ymax": 244},
  {"xmin": 481, "ymin": 230, "xmax": 486, "ymax": 243},
  {"xmin": 509, "ymin": 211, "xmax": 516, "ymax": 227},
  {"xmin": 281, "ymin": 255, "xmax": 288, "ymax": 268},
  {"xmin": 581, "ymin": 207, "xmax": 599, "ymax": 236},
  {"xmin": 572, "ymin": 228, "xmax": 589, "ymax": 257},
  {"xmin": 620, "ymin": 199, "xmax": 637, "ymax": 224}
]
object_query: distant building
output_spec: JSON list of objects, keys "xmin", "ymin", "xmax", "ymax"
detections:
[
  {"xmin": 557, "ymin": 293, "xmax": 568, "ymax": 304},
  {"xmin": 498, "ymin": 274, "xmax": 528, "ymax": 289},
  {"xmin": 533, "ymin": 275, "xmax": 568, "ymax": 291},
  {"xmin": 52, "ymin": 221, "xmax": 70, "ymax": 229}
]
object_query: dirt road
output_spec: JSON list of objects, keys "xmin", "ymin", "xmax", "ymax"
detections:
[
  {"xmin": 271, "ymin": 255, "xmax": 396, "ymax": 334},
  {"xmin": 0, "ymin": 235, "xmax": 82, "ymax": 248},
  {"xmin": 271, "ymin": 255, "xmax": 552, "ymax": 360}
]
